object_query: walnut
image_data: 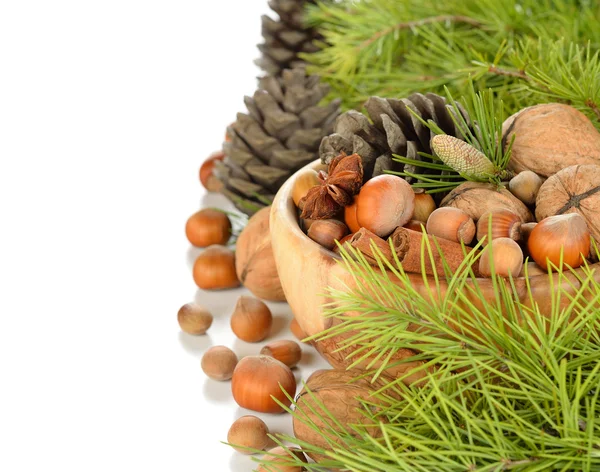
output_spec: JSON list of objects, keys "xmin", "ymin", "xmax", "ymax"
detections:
[
  {"xmin": 440, "ymin": 182, "xmax": 534, "ymax": 223},
  {"xmin": 235, "ymin": 207, "xmax": 286, "ymax": 301},
  {"xmin": 292, "ymin": 369, "xmax": 394, "ymax": 463},
  {"xmin": 535, "ymin": 164, "xmax": 600, "ymax": 242},
  {"xmin": 503, "ymin": 104, "xmax": 600, "ymax": 177}
]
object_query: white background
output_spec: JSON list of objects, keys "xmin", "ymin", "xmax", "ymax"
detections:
[{"xmin": 0, "ymin": 1, "xmax": 329, "ymax": 470}]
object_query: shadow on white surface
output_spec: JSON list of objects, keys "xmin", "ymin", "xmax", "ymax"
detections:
[
  {"xmin": 296, "ymin": 348, "xmax": 318, "ymax": 368},
  {"xmin": 202, "ymin": 378, "xmax": 234, "ymax": 403},
  {"xmin": 193, "ymin": 288, "xmax": 245, "ymax": 317},
  {"xmin": 268, "ymin": 313, "xmax": 288, "ymax": 338},
  {"xmin": 178, "ymin": 331, "xmax": 213, "ymax": 355},
  {"xmin": 232, "ymin": 338, "xmax": 264, "ymax": 359},
  {"xmin": 185, "ymin": 245, "xmax": 202, "ymax": 271},
  {"xmin": 229, "ymin": 450, "xmax": 259, "ymax": 472}
]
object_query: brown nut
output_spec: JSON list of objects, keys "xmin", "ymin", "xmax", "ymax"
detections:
[
  {"xmin": 403, "ymin": 220, "xmax": 426, "ymax": 232},
  {"xmin": 479, "ymin": 237, "xmax": 524, "ymax": 278},
  {"xmin": 230, "ymin": 296, "xmax": 273, "ymax": 343},
  {"xmin": 528, "ymin": 214, "xmax": 590, "ymax": 270},
  {"xmin": 476, "ymin": 209, "xmax": 522, "ymax": 245},
  {"xmin": 231, "ymin": 356, "xmax": 296, "ymax": 414},
  {"xmin": 426, "ymin": 207, "xmax": 475, "ymax": 244},
  {"xmin": 193, "ymin": 245, "xmax": 240, "ymax": 290},
  {"xmin": 185, "ymin": 208, "xmax": 232, "ymax": 247},
  {"xmin": 508, "ymin": 171, "xmax": 544, "ymax": 205},
  {"xmin": 356, "ymin": 175, "xmax": 415, "ymax": 237},
  {"xmin": 413, "ymin": 189, "xmax": 436, "ymax": 222},
  {"xmin": 177, "ymin": 303, "xmax": 213, "ymax": 335},
  {"xmin": 307, "ymin": 219, "xmax": 349, "ymax": 250},
  {"xmin": 227, "ymin": 415, "xmax": 272, "ymax": 454},
  {"xmin": 256, "ymin": 446, "xmax": 307, "ymax": 472},
  {"xmin": 292, "ymin": 169, "xmax": 321, "ymax": 208},
  {"xmin": 260, "ymin": 340, "xmax": 302, "ymax": 368},
  {"xmin": 201, "ymin": 346, "xmax": 238, "ymax": 381},
  {"xmin": 199, "ymin": 151, "xmax": 225, "ymax": 192}
]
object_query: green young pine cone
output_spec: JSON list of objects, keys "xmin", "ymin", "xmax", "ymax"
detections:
[{"xmin": 431, "ymin": 135, "xmax": 497, "ymax": 180}]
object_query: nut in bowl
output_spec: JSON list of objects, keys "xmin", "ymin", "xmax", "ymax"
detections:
[{"xmin": 270, "ymin": 159, "xmax": 600, "ymax": 384}]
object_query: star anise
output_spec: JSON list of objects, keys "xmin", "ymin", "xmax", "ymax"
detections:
[{"xmin": 300, "ymin": 153, "xmax": 364, "ymax": 219}]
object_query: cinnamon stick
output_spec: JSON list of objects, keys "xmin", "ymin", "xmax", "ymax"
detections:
[
  {"xmin": 349, "ymin": 227, "xmax": 393, "ymax": 266},
  {"xmin": 390, "ymin": 227, "xmax": 480, "ymax": 277}
]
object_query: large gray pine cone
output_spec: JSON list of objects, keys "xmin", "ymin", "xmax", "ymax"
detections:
[
  {"xmin": 255, "ymin": 0, "xmax": 322, "ymax": 76},
  {"xmin": 216, "ymin": 68, "xmax": 341, "ymax": 215},
  {"xmin": 319, "ymin": 93, "xmax": 474, "ymax": 186}
]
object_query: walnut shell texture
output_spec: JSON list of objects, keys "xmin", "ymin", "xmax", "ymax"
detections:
[
  {"xmin": 535, "ymin": 164, "xmax": 600, "ymax": 242},
  {"xmin": 440, "ymin": 182, "xmax": 534, "ymax": 223},
  {"xmin": 503, "ymin": 104, "xmax": 600, "ymax": 177},
  {"xmin": 235, "ymin": 206, "xmax": 286, "ymax": 301},
  {"xmin": 293, "ymin": 369, "xmax": 394, "ymax": 463}
]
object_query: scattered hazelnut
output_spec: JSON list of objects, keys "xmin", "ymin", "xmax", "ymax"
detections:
[
  {"xmin": 227, "ymin": 415, "xmax": 272, "ymax": 454},
  {"xmin": 201, "ymin": 346, "xmax": 238, "ymax": 381},
  {"xmin": 230, "ymin": 296, "xmax": 273, "ymax": 343},
  {"xmin": 193, "ymin": 245, "xmax": 240, "ymax": 290},
  {"xmin": 231, "ymin": 356, "xmax": 296, "ymax": 413},
  {"xmin": 260, "ymin": 340, "xmax": 302, "ymax": 368},
  {"xmin": 177, "ymin": 303, "xmax": 212, "ymax": 335},
  {"xmin": 256, "ymin": 446, "xmax": 307, "ymax": 472},
  {"xmin": 185, "ymin": 209, "xmax": 231, "ymax": 247},
  {"xmin": 199, "ymin": 151, "xmax": 225, "ymax": 192}
]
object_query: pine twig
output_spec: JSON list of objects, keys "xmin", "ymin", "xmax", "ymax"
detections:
[
  {"xmin": 487, "ymin": 65, "xmax": 528, "ymax": 80},
  {"xmin": 585, "ymin": 99, "xmax": 600, "ymax": 121},
  {"xmin": 359, "ymin": 15, "xmax": 485, "ymax": 50}
]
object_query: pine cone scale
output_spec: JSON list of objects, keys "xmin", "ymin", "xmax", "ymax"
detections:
[
  {"xmin": 257, "ymin": 0, "xmax": 323, "ymax": 77},
  {"xmin": 217, "ymin": 68, "xmax": 340, "ymax": 215},
  {"xmin": 319, "ymin": 93, "xmax": 476, "ymax": 196}
]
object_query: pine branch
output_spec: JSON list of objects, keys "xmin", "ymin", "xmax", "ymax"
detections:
[
  {"xmin": 389, "ymin": 84, "xmax": 512, "ymax": 193},
  {"xmin": 486, "ymin": 65, "xmax": 529, "ymax": 80},
  {"xmin": 254, "ymin": 240, "xmax": 600, "ymax": 471},
  {"xmin": 585, "ymin": 98, "xmax": 600, "ymax": 121},
  {"xmin": 359, "ymin": 15, "xmax": 485, "ymax": 50},
  {"xmin": 304, "ymin": 0, "xmax": 600, "ymax": 125}
]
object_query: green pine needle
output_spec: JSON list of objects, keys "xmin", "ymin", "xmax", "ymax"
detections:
[
  {"xmin": 303, "ymin": 0, "xmax": 600, "ymax": 127},
  {"xmin": 255, "ymin": 232, "xmax": 600, "ymax": 471},
  {"xmin": 389, "ymin": 83, "xmax": 513, "ymax": 193}
]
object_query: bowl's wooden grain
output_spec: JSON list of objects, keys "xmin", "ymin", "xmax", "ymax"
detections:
[{"xmin": 270, "ymin": 160, "xmax": 600, "ymax": 383}]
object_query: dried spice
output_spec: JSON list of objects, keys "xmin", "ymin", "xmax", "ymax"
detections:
[{"xmin": 300, "ymin": 153, "xmax": 363, "ymax": 219}]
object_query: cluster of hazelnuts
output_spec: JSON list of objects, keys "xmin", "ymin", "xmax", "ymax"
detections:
[
  {"xmin": 293, "ymin": 168, "xmax": 594, "ymax": 279},
  {"xmin": 178, "ymin": 298, "xmax": 310, "ymax": 469}
]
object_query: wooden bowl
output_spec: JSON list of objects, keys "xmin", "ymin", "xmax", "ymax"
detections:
[{"xmin": 270, "ymin": 160, "xmax": 600, "ymax": 383}]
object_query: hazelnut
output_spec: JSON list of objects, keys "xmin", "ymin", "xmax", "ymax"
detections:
[
  {"xmin": 201, "ymin": 346, "xmax": 238, "ymax": 381},
  {"xmin": 177, "ymin": 303, "xmax": 212, "ymax": 335}
]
